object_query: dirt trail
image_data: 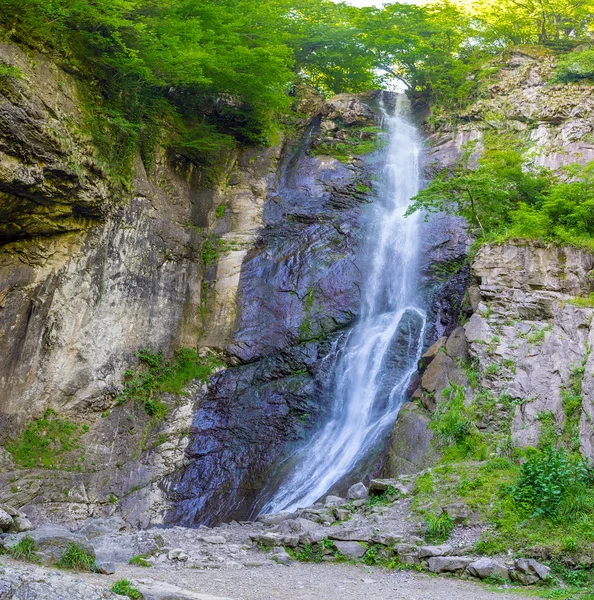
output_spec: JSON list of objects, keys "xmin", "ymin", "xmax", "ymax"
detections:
[{"xmin": 86, "ymin": 560, "xmax": 532, "ymax": 600}]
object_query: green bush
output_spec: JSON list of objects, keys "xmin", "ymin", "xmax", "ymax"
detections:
[
  {"xmin": 3, "ymin": 537, "xmax": 37, "ymax": 562},
  {"xmin": 425, "ymin": 511, "xmax": 455, "ymax": 542},
  {"xmin": 510, "ymin": 447, "xmax": 592, "ymax": 519},
  {"xmin": 57, "ymin": 543, "xmax": 97, "ymax": 572},
  {"xmin": 6, "ymin": 410, "xmax": 82, "ymax": 469},
  {"xmin": 111, "ymin": 579, "xmax": 143, "ymax": 599},
  {"xmin": 554, "ymin": 49, "xmax": 594, "ymax": 83},
  {"xmin": 118, "ymin": 348, "xmax": 225, "ymax": 418}
]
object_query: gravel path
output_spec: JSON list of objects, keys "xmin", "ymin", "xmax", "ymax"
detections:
[{"xmin": 86, "ymin": 561, "xmax": 533, "ymax": 600}]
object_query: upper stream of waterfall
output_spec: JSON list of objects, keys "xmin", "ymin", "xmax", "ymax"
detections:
[{"xmin": 260, "ymin": 95, "xmax": 427, "ymax": 514}]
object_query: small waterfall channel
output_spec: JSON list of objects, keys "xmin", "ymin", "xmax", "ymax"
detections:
[{"xmin": 260, "ymin": 95, "xmax": 427, "ymax": 514}]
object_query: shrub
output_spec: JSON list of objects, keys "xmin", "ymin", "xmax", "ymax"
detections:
[
  {"xmin": 554, "ymin": 49, "xmax": 594, "ymax": 83},
  {"xmin": 430, "ymin": 384, "xmax": 476, "ymax": 452},
  {"xmin": 57, "ymin": 543, "xmax": 97, "ymax": 572},
  {"xmin": 4, "ymin": 537, "xmax": 37, "ymax": 562},
  {"xmin": 510, "ymin": 447, "xmax": 592, "ymax": 519},
  {"xmin": 111, "ymin": 579, "xmax": 143, "ymax": 599},
  {"xmin": 425, "ymin": 511, "xmax": 455, "ymax": 542},
  {"xmin": 6, "ymin": 410, "xmax": 82, "ymax": 469},
  {"xmin": 117, "ymin": 348, "xmax": 225, "ymax": 417}
]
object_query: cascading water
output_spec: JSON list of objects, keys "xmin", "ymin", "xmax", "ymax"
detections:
[{"xmin": 259, "ymin": 95, "xmax": 427, "ymax": 514}]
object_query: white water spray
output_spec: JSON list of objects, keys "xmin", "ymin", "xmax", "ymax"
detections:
[{"xmin": 261, "ymin": 95, "xmax": 427, "ymax": 514}]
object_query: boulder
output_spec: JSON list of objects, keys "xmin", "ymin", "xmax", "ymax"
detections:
[
  {"xmin": 328, "ymin": 528, "xmax": 373, "ymax": 543},
  {"xmin": 347, "ymin": 482, "xmax": 368, "ymax": 500},
  {"xmin": 271, "ymin": 549, "xmax": 292, "ymax": 566},
  {"xmin": 325, "ymin": 495, "xmax": 346, "ymax": 508},
  {"xmin": 0, "ymin": 508, "xmax": 12, "ymax": 532},
  {"xmin": 250, "ymin": 533, "xmax": 281, "ymax": 547},
  {"xmin": 10, "ymin": 515, "xmax": 33, "ymax": 533},
  {"xmin": 77, "ymin": 516, "xmax": 126, "ymax": 539},
  {"xmin": 95, "ymin": 561, "xmax": 116, "ymax": 575},
  {"xmin": 444, "ymin": 503, "xmax": 470, "ymax": 524},
  {"xmin": 333, "ymin": 541, "xmax": 367, "ymax": 560},
  {"xmin": 256, "ymin": 512, "xmax": 294, "ymax": 527},
  {"xmin": 2, "ymin": 525, "xmax": 95, "ymax": 566},
  {"xmin": 516, "ymin": 558, "xmax": 550, "ymax": 580},
  {"xmin": 334, "ymin": 509, "xmax": 351, "ymax": 521},
  {"xmin": 467, "ymin": 557, "xmax": 509, "ymax": 580},
  {"xmin": 168, "ymin": 549, "xmax": 189, "ymax": 561},
  {"xmin": 428, "ymin": 556, "xmax": 474, "ymax": 573},
  {"xmin": 418, "ymin": 544, "xmax": 453, "ymax": 558}
]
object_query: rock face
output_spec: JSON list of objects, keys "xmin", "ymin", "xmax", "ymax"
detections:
[
  {"xmin": 426, "ymin": 46, "xmax": 594, "ymax": 170},
  {"xmin": 467, "ymin": 242, "xmax": 594, "ymax": 451}
]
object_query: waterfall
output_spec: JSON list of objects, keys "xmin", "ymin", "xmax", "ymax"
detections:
[{"xmin": 260, "ymin": 95, "xmax": 427, "ymax": 514}]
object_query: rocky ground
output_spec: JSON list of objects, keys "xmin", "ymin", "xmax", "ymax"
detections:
[{"xmin": 0, "ymin": 480, "xmax": 547, "ymax": 599}]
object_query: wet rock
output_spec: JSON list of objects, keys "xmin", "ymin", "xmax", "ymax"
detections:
[
  {"xmin": 428, "ymin": 556, "xmax": 474, "ymax": 573},
  {"xmin": 384, "ymin": 402, "xmax": 438, "ymax": 477},
  {"xmin": 347, "ymin": 482, "xmax": 368, "ymax": 500},
  {"xmin": 333, "ymin": 541, "xmax": 367, "ymax": 560},
  {"xmin": 467, "ymin": 557, "xmax": 509, "ymax": 580}
]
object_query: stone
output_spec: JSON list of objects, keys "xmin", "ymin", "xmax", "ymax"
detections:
[
  {"xmin": 444, "ymin": 503, "xmax": 470, "ymax": 524},
  {"xmin": 95, "ymin": 561, "xmax": 116, "ymax": 575},
  {"xmin": 77, "ymin": 516, "xmax": 127, "ymax": 539},
  {"xmin": 251, "ymin": 533, "xmax": 282, "ymax": 547},
  {"xmin": 271, "ymin": 549, "xmax": 292, "ymax": 566},
  {"xmin": 328, "ymin": 528, "xmax": 373, "ymax": 543},
  {"xmin": 514, "ymin": 558, "xmax": 551, "ymax": 581},
  {"xmin": 333, "ymin": 541, "xmax": 367, "ymax": 560},
  {"xmin": 324, "ymin": 495, "xmax": 345, "ymax": 508},
  {"xmin": 420, "ymin": 337, "xmax": 446, "ymax": 368},
  {"xmin": 0, "ymin": 508, "xmax": 13, "ymax": 532},
  {"xmin": 334, "ymin": 509, "xmax": 351, "ymax": 521},
  {"xmin": 347, "ymin": 482, "xmax": 368, "ymax": 500},
  {"xmin": 2, "ymin": 525, "xmax": 95, "ymax": 566},
  {"xmin": 445, "ymin": 327, "xmax": 468, "ymax": 360},
  {"xmin": 418, "ymin": 544, "xmax": 453, "ymax": 558},
  {"xmin": 369, "ymin": 479, "xmax": 399, "ymax": 493},
  {"xmin": 167, "ymin": 548, "xmax": 189, "ymax": 561},
  {"xmin": 133, "ymin": 578, "xmax": 234, "ymax": 600},
  {"xmin": 467, "ymin": 557, "xmax": 509, "ymax": 580},
  {"xmin": 427, "ymin": 556, "xmax": 474, "ymax": 573},
  {"xmin": 10, "ymin": 515, "xmax": 34, "ymax": 533},
  {"xmin": 256, "ymin": 512, "xmax": 294, "ymax": 527},
  {"xmin": 398, "ymin": 553, "xmax": 421, "ymax": 566},
  {"xmin": 384, "ymin": 403, "xmax": 438, "ymax": 478},
  {"xmin": 371, "ymin": 533, "xmax": 401, "ymax": 546},
  {"xmin": 202, "ymin": 536, "xmax": 226, "ymax": 544}
]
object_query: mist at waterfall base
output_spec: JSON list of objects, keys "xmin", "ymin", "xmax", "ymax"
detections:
[{"xmin": 257, "ymin": 97, "xmax": 427, "ymax": 515}]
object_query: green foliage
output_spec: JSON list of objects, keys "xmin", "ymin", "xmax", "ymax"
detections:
[
  {"xmin": 129, "ymin": 554, "xmax": 152, "ymax": 567},
  {"xmin": 0, "ymin": 64, "xmax": 23, "ymax": 79},
  {"xmin": 3, "ymin": 537, "xmax": 38, "ymax": 562},
  {"xmin": 6, "ymin": 409, "xmax": 83, "ymax": 469},
  {"xmin": 425, "ymin": 511, "xmax": 455, "ymax": 542},
  {"xmin": 408, "ymin": 147, "xmax": 594, "ymax": 251},
  {"xmin": 366, "ymin": 485, "xmax": 397, "ymax": 508},
  {"xmin": 555, "ymin": 49, "xmax": 594, "ymax": 83},
  {"xmin": 57, "ymin": 543, "xmax": 97, "ymax": 572},
  {"xmin": 118, "ymin": 348, "xmax": 224, "ymax": 417},
  {"xmin": 111, "ymin": 579, "xmax": 143, "ymax": 599},
  {"xmin": 430, "ymin": 384, "xmax": 474, "ymax": 446},
  {"xmin": 510, "ymin": 447, "xmax": 592, "ymax": 518}
]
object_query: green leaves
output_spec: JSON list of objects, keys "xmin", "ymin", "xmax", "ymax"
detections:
[
  {"xmin": 510, "ymin": 447, "xmax": 592, "ymax": 519},
  {"xmin": 407, "ymin": 144, "xmax": 594, "ymax": 250}
]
